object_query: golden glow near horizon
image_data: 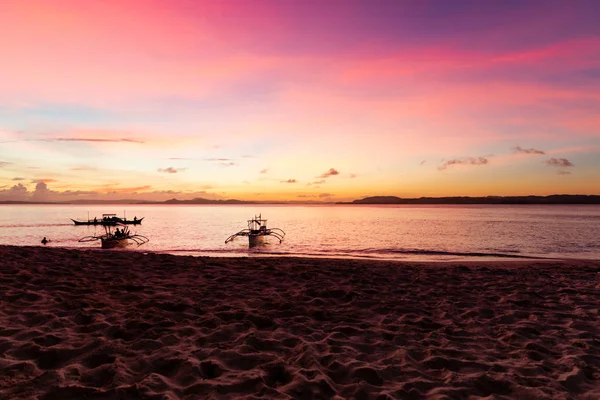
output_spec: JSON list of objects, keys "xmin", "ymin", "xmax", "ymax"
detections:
[{"xmin": 1, "ymin": 1, "xmax": 599, "ymax": 202}]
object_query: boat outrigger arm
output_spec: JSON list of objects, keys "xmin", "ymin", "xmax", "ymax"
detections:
[
  {"xmin": 225, "ymin": 215, "xmax": 285, "ymax": 244},
  {"xmin": 78, "ymin": 224, "xmax": 149, "ymax": 248}
]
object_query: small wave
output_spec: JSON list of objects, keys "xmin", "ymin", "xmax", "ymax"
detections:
[
  {"xmin": 153, "ymin": 247, "xmax": 548, "ymax": 261},
  {"xmin": 311, "ymin": 247, "xmax": 538, "ymax": 259},
  {"xmin": 0, "ymin": 223, "xmax": 72, "ymax": 228}
]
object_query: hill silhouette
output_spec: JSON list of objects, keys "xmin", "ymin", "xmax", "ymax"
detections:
[{"xmin": 346, "ymin": 195, "xmax": 600, "ymax": 205}]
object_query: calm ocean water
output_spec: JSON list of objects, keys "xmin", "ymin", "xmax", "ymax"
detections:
[{"xmin": 0, "ymin": 204, "xmax": 599, "ymax": 261}]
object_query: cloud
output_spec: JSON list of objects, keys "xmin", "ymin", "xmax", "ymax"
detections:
[
  {"xmin": 32, "ymin": 182, "xmax": 51, "ymax": 201},
  {"xmin": 318, "ymin": 168, "xmax": 339, "ymax": 178},
  {"xmin": 70, "ymin": 165, "xmax": 97, "ymax": 171},
  {"xmin": 0, "ymin": 161, "xmax": 12, "ymax": 167},
  {"xmin": 512, "ymin": 146, "xmax": 545, "ymax": 155},
  {"xmin": 438, "ymin": 157, "xmax": 489, "ymax": 170},
  {"xmin": 420, "ymin": 161, "xmax": 426, "ymax": 165},
  {"xmin": 158, "ymin": 167, "xmax": 186, "ymax": 174},
  {"xmin": 12, "ymin": 177, "xmax": 26, "ymax": 181},
  {"xmin": 348, "ymin": 173, "xmax": 358, "ymax": 178},
  {"xmin": 0, "ymin": 182, "xmax": 226, "ymax": 202},
  {"xmin": 103, "ymin": 185, "xmax": 153, "ymax": 194},
  {"xmin": 545, "ymin": 158, "xmax": 574, "ymax": 167},
  {"xmin": 0, "ymin": 183, "xmax": 29, "ymax": 201},
  {"xmin": 32, "ymin": 178, "xmax": 58, "ymax": 184},
  {"xmin": 260, "ymin": 168, "xmax": 269, "ymax": 174},
  {"xmin": 204, "ymin": 158, "xmax": 237, "ymax": 167},
  {"xmin": 319, "ymin": 193, "xmax": 332, "ymax": 198},
  {"xmin": 557, "ymin": 170, "xmax": 572, "ymax": 175},
  {"xmin": 47, "ymin": 137, "xmax": 144, "ymax": 143},
  {"xmin": 312, "ymin": 180, "xmax": 326, "ymax": 185},
  {"xmin": 282, "ymin": 179, "xmax": 297, "ymax": 183},
  {"xmin": 297, "ymin": 194, "xmax": 315, "ymax": 198}
]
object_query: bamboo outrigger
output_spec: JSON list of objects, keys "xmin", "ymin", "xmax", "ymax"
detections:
[
  {"xmin": 225, "ymin": 215, "xmax": 285, "ymax": 247},
  {"xmin": 78, "ymin": 223, "xmax": 149, "ymax": 249}
]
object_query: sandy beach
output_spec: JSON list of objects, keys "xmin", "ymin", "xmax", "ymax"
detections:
[{"xmin": 0, "ymin": 245, "xmax": 598, "ymax": 399}]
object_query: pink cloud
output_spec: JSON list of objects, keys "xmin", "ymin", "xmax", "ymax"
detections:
[{"xmin": 318, "ymin": 168, "xmax": 339, "ymax": 178}]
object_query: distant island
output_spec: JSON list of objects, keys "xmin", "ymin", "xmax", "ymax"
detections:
[
  {"xmin": 343, "ymin": 195, "xmax": 600, "ymax": 205},
  {"xmin": 2, "ymin": 195, "xmax": 600, "ymax": 205}
]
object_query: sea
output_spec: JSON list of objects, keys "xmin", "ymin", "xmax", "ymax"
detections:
[{"xmin": 0, "ymin": 204, "xmax": 599, "ymax": 261}]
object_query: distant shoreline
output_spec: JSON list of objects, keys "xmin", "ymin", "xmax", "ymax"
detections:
[{"xmin": 1, "ymin": 194, "xmax": 600, "ymax": 205}]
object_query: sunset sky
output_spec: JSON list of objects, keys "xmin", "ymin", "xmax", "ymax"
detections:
[{"xmin": 1, "ymin": 0, "xmax": 599, "ymax": 202}]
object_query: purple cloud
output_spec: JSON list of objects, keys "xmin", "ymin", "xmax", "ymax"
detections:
[
  {"xmin": 158, "ymin": 167, "xmax": 186, "ymax": 174},
  {"xmin": 545, "ymin": 158, "xmax": 574, "ymax": 167},
  {"xmin": 260, "ymin": 168, "xmax": 269, "ymax": 174},
  {"xmin": 282, "ymin": 179, "xmax": 297, "ymax": 183},
  {"xmin": 513, "ymin": 146, "xmax": 545, "ymax": 155},
  {"xmin": 438, "ymin": 157, "xmax": 489, "ymax": 170}
]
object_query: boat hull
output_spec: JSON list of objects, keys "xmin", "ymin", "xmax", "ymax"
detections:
[
  {"xmin": 72, "ymin": 218, "xmax": 143, "ymax": 226},
  {"xmin": 248, "ymin": 234, "xmax": 265, "ymax": 247},
  {"xmin": 101, "ymin": 238, "xmax": 131, "ymax": 249}
]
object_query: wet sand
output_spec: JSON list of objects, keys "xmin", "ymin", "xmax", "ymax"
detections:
[{"xmin": 0, "ymin": 245, "xmax": 599, "ymax": 399}]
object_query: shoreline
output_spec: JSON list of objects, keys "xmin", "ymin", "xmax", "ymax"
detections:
[
  {"xmin": 33, "ymin": 244, "xmax": 600, "ymax": 264},
  {"xmin": 1, "ymin": 245, "xmax": 598, "ymax": 398}
]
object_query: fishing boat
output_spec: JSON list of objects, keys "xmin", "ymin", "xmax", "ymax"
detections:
[
  {"xmin": 78, "ymin": 223, "xmax": 149, "ymax": 249},
  {"xmin": 71, "ymin": 213, "xmax": 143, "ymax": 226},
  {"xmin": 225, "ymin": 215, "xmax": 285, "ymax": 247}
]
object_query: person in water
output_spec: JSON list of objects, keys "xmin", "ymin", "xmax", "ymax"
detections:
[{"xmin": 41, "ymin": 237, "xmax": 48, "ymax": 245}]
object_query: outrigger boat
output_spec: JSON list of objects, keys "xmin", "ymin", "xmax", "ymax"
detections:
[
  {"xmin": 225, "ymin": 215, "xmax": 285, "ymax": 247},
  {"xmin": 78, "ymin": 223, "xmax": 149, "ymax": 249},
  {"xmin": 71, "ymin": 213, "xmax": 143, "ymax": 226}
]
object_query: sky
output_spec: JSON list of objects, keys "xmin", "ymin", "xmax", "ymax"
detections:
[{"xmin": 0, "ymin": 0, "xmax": 599, "ymax": 202}]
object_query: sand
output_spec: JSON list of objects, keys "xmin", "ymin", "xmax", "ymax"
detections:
[{"xmin": 0, "ymin": 245, "xmax": 598, "ymax": 399}]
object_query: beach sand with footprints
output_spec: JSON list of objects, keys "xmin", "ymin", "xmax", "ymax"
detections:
[{"xmin": 0, "ymin": 245, "xmax": 599, "ymax": 399}]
